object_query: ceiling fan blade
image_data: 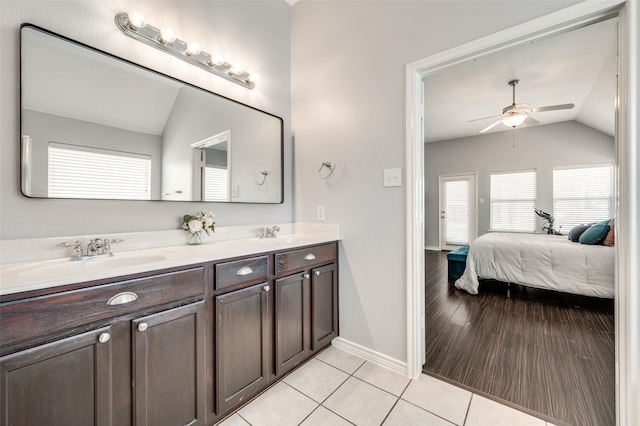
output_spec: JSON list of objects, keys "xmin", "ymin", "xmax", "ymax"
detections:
[
  {"xmin": 479, "ymin": 120, "xmax": 502, "ymax": 133},
  {"xmin": 468, "ymin": 114, "xmax": 504, "ymax": 123},
  {"xmin": 531, "ymin": 103, "xmax": 575, "ymax": 113},
  {"xmin": 524, "ymin": 116, "xmax": 541, "ymax": 126}
]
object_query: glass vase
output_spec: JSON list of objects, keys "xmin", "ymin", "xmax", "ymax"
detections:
[{"xmin": 187, "ymin": 232, "xmax": 202, "ymax": 245}]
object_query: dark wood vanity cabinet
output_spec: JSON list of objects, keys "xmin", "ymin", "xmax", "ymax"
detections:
[
  {"xmin": 132, "ymin": 301, "xmax": 206, "ymax": 426},
  {"xmin": 0, "ymin": 265, "xmax": 207, "ymax": 426},
  {"xmin": 273, "ymin": 243, "xmax": 339, "ymax": 377},
  {"xmin": 0, "ymin": 325, "xmax": 113, "ymax": 426},
  {"xmin": 274, "ymin": 272, "xmax": 310, "ymax": 376},
  {"xmin": 0, "ymin": 241, "xmax": 338, "ymax": 425},
  {"xmin": 215, "ymin": 283, "xmax": 271, "ymax": 414},
  {"xmin": 212, "ymin": 241, "xmax": 339, "ymax": 419},
  {"xmin": 309, "ymin": 263, "xmax": 339, "ymax": 352}
]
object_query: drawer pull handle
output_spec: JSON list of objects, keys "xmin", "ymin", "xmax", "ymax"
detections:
[
  {"xmin": 303, "ymin": 273, "xmax": 310, "ymax": 280},
  {"xmin": 315, "ymin": 270, "xmax": 321, "ymax": 276},
  {"xmin": 107, "ymin": 292, "xmax": 138, "ymax": 306},
  {"xmin": 304, "ymin": 254, "xmax": 316, "ymax": 261},
  {"xmin": 138, "ymin": 322, "xmax": 149, "ymax": 332},
  {"xmin": 263, "ymin": 285, "xmax": 271, "ymax": 292},
  {"xmin": 98, "ymin": 333, "xmax": 111, "ymax": 343},
  {"xmin": 237, "ymin": 266, "xmax": 254, "ymax": 276}
]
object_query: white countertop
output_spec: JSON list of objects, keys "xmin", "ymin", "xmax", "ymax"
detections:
[{"xmin": 0, "ymin": 224, "xmax": 339, "ymax": 296}]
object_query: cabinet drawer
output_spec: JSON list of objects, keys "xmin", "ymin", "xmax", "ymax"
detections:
[
  {"xmin": 275, "ymin": 243, "xmax": 336, "ymax": 275},
  {"xmin": 0, "ymin": 266, "xmax": 205, "ymax": 351},
  {"xmin": 215, "ymin": 256, "xmax": 268, "ymax": 291}
]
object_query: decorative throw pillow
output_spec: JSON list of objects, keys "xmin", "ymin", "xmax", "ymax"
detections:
[
  {"xmin": 579, "ymin": 219, "xmax": 611, "ymax": 245},
  {"xmin": 602, "ymin": 219, "xmax": 615, "ymax": 247},
  {"xmin": 568, "ymin": 224, "xmax": 593, "ymax": 242}
]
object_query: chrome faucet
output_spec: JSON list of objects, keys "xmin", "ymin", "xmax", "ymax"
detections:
[
  {"xmin": 57, "ymin": 238, "xmax": 123, "ymax": 260},
  {"xmin": 257, "ymin": 226, "xmax": 280, "ymax": 239}
]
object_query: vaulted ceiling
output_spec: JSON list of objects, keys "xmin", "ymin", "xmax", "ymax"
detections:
[{"xmin": 423, "ymin": 17, "xmax": 617, "ymax": 143}]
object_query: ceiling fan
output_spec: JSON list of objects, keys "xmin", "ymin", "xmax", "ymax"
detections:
[{"xmin": 469, "ymin": 79, "xmax": 575, "ymax": 134}]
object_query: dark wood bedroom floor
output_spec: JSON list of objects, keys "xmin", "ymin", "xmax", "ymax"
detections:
[{"xmin": 423, "ymin": 250, "xmax": 615, "ymax": 426}]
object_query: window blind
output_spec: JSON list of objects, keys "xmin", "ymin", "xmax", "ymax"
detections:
[
  {"xmin": 444, "ymin": 179, "xmax": 470, "ymax": 245},
  {"xmin": 204, "ymin": 166, "xmax": 228, "ymax": 201},
  {"xmin": 553, "ymin": 164, "xmax": 613, "ymax": 231},
  {"xmin": 490, "ymin": 170, "xmax": 536, "ymax": 232},
  {"xmin": 48, "ymin": 142, "xmax": 151, "ymax": 200}
]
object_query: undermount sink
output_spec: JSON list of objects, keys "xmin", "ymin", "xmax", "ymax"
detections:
[{"xmin": 14, "ymin": 254, "xmax": 168, "ymax": 279}]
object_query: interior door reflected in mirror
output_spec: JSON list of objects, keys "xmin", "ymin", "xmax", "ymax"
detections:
[{"xmin": 20, "ymin": 25, "xmax": 283, "ymax": 203}]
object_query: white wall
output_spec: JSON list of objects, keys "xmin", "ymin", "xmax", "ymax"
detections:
[
  {"xmin": 424, "ymin": 121, "xmax": 614, "ymax": 248},
  {"xmin": 291, "ymin": 1, "xmax": 579, "ymax": 363},
  {"xmin": 0, "ymin": 1, "xmax": 291, "ymax": 240}
]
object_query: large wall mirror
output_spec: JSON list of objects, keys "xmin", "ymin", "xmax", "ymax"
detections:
[{"xmin": 20, "ymin": 25, "xmax": 283, "ymax": 203}]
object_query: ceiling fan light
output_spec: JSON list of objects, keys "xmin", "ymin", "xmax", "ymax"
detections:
[{"xmin": 502, "ymin": 113, "xmax": 527, "ymax": 128}]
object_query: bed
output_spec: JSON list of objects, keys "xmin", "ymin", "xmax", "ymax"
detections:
[{"xmin": 454, "ymin": 232, "xmax": 615, "ymax": 298}]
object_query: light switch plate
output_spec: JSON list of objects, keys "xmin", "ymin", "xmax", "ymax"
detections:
[{"xmin": 383, "ymin": 168, "xmax": 402, "ymax": 187}]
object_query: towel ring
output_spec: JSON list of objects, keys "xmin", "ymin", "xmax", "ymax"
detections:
[
  {"xmin": 255, "ymin": 171, "xmax": 268, "ymax": 185},
  {"xmin": 318, "ymin": 162, "xmax": 336, "ymax": 180}
]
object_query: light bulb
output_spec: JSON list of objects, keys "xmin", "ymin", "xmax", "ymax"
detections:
[
  {"xmin": 502, "ymin": 113, "xmax": 527, "ymax": 128},
  {"xmin": 246, "ymin": 73, "xmax": 260, "ymax": 83},
  {"xmin": 159, "ymin": 27, "xmax": 176, "ymax": 44},
  {"xmin": 210, "ymin": 54, "xmax": 224, "ymax": 66},
  {"xmin": 229, "ymin": 64, "xmax": 244, "ymax": 75},
  {"xmin": 185, "ymin": 41, "xmax": 201, "ymax": 56},
  {"xmin": 127, "ymin": 10, "xmax": 147, "ymax": 29}
]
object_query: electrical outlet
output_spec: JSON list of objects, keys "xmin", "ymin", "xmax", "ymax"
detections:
[
  {"xmin": 317, "ymin": 205, "xmax": 325, "ymax": 221},
  {"xmin": 232, "ymin": 186, "xmax": 239, "ymax": 198}
]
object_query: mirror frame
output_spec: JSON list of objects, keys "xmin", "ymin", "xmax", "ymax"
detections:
[{"xmin": 20, "ymin": 23, "xmax": 284, "ymax": 204}]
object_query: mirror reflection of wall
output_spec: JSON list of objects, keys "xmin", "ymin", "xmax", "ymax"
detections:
[{"xmin": 20, "ymin": 25, "xmax": 283, "ymax": 204}]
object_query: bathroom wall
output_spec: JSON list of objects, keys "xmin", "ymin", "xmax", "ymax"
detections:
[
  {"xmin": 424, "ymin": 121, "xmax": 614, "ymax": 248},
  {"xmin": 0, "ymin": 1, "xmax": 291, "ymax": 239},
  {"xmin": 291, "ymin": 1, "xmax": 579, "ymax": 363}
]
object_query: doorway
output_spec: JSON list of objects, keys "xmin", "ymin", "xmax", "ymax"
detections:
[
  {"xmin": 404, "ymin": 1, "xmax": 636, "ymax": 425},
  {"xmin": 439, "ymin": 174, "xmax": 476, "ymax": 249},
  {"xmin": 424, "ymin": 16, "xmax": 617, "ymax": 426}
]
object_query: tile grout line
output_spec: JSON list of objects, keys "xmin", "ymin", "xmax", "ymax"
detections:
[
  {"xmin": 296, "ymin": 356, "xmax": 362, "ymax": 425},
  {"xmin": 462, "ymin": 393, "xmax": 474, "ymax": 426}
]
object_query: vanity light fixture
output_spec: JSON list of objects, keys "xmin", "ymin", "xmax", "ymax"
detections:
[{"xmin": 115, "ymin": 11, "xmax": 257, "ymax": 89}]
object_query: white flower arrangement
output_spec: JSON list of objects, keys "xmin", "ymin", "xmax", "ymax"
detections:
[{"xmin": 181, "ymin": 211, "xmax": 216, "ymax": 235}]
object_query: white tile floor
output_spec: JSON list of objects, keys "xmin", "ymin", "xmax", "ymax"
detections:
[{"xmin": 217, "ymin": 346, "xmax": 557, "ymax": 426}]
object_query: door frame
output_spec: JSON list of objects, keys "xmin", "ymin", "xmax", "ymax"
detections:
[
  {"xmin": 404, "ymin": 2, "xmax": 639, "ymax": 425},
  {"xmin": 438, "ymin": 173, "xmax": 477, "ymax": 250}
]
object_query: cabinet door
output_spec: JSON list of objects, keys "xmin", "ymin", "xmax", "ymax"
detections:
[
  {"xmin": 274, "ymin": 272, "xmax": 309, "ymax": 376},
  {"xmin": 0, "ymin": 326, "xmax": 112, "ymax": 426},
  {"xmin": 311, "ymin": 264, "xmax": 338, "ymax": 352},
  {"xmin": 216, "ymin": 283, "xmax": 270, "ymax": 414},
  {"xmin": 133, "ymin": 302, "xmax": 205, "ymax": 426}
]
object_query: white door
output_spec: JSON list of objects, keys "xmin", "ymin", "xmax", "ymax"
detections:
[{"xmin": 440, "ymin": 174, "xmax": 476, "ymax": 250}]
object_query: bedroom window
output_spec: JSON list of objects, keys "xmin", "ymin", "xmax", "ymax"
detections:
[
  {"xmin": 48, "ymin": 142, "xmax": 151, "ymax": 200},
  {"xmin": 553, "ymin": 164, "xmax": 613, "ymax": 231},
  {"xmin": 490, "ymin": 170, "xmax": 536, "ymax": 232}
]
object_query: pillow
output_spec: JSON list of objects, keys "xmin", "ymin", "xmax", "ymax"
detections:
[
  {"xmin": 568, "ymin": 224, "xmax": 593, "ymax": 242},
  {"xmin": 579, "ymin": 220, "xmax": 611, "ymax": 245},
  {"xmin": 602, "ymin": 219, "xmax": 615, "ymax": 247}
]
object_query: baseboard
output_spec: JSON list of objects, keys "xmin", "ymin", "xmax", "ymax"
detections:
[
  {"xmin": 425, "ymin": 246, "xmax": 441, "ymax": 251},
  {"xmin": 331, "ymin": 337, "xmax": 408, "ymax": 376}
]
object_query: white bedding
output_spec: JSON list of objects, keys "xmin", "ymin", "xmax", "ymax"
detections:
[{"xmin": 454, "ymin": 232, "xmax": 615, "ymax": 298}]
